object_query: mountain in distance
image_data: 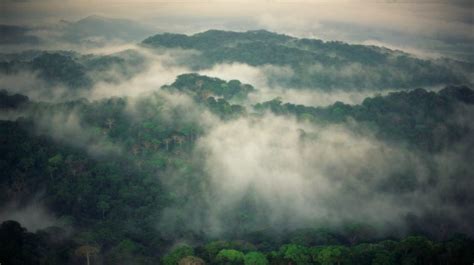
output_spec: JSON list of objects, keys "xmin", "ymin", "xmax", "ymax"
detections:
[
  {"xmin": 60, "ymin": 15, "xmax": 159, "ymax": 44},
  {"xmin": 0, "ymin": 15, "xmax": 159, "ymax": 48},
  {"xmin": 143, "ymin": 30, "xmax": 473, "ymax": 90}
]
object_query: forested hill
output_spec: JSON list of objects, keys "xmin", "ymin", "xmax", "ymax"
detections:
[
  {"xmin": 0, "ymin": 50, "xmax": 147, "ymax": 91},
  {"xmin": 142, "ymin": 30, "xmax": 472, "ymax": 90},
  {"xmin": 1, "ymin": 30, "xmax": 472, "ymax": 99},
  {"xmin": 255, "ymin": 85, "xmax": 474, "ymax": 151},
  {"xmin": 1, "ymin": 71, "xmax": 474, "ymax": 264}
]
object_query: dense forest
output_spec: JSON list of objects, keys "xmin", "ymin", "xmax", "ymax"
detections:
[
  {"xmin": 142, "ymin": 30, "xmax": 472, "ymax": 89},
  {"xmin": 1, "ymin": 28, "xmax": 473, "ymax": 265}
]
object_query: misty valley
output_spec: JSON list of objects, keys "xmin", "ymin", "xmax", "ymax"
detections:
[{"xmin": 1, "ymin": 14, "xmax": 474, "ymax": 265}]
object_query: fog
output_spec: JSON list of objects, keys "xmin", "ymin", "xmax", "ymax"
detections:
[
  {"xmin": 197, "ymin": 62, "xmax": 448, "ymax": 106},
  {"xmin": 88, "ymin": 48, "xmax": 193, "ymax": 100},
  {"xmin": 37, "ymin": 112, "xmax": 122, "ymax": 158},
  {"xmin": 157, "ymin": 111, "xmax": 474, "ymax": 238},
  {"xmin": 2, "ymin": 45, "xmax": 425, "ymax": 107},
  {"xmin": 0, "ymin": 200, "xmax": 60, "ymax": 232},
  {"xmin": 0, "ymin": 71, "xmax": 72, "ymax": 102},
  {"xmin": 0, "ymin": 0, "xmax": 473, "ymax": 249}
]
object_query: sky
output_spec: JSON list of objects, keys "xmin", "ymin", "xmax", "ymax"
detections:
[{"xmin": 1, "ymin": 0, "xmax": 473, "ymax": 61}]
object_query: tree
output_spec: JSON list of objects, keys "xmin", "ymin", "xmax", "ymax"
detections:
[
  {"xmin": 317, "ymin": 246, "xmax": 348, "ymax": 265},
  {"xmin": 278, "ymin": 244, "xmax": 311, "ymax": 265},
  {"xmin": 216, "ymin": 249, "xmax": 245, "ymax": 265},
  {"xmin": 0, "ymin": 220, "xmax": 43, "ymax": 265},
  {"xmin": 396, "ymin": 236, "xmax": 434, "ymax": 265},
  {"xmin": 164, "ymin": 138, "xmax": 172, "ymax": 151},
  {"xmin": 372, "ymin": 250, "xmax": 395, "ymax": 265},
  {"xmin": 173, "ymin": 134, "xmax": 186, "ymax": 147},
  {"xmin": 244, "ymin": 251, "xmax": 268, "ymax": 265},
  {"xmin": 179, "ymin": 256, "xmax": 206, "ymax": 265},
  {"xmin": 75, "ymin": 245, "xmax": 99, "ymax": 265},
  {"xmin": 105, "ymin": 118, "xmax": 115, "ymax": 129},
  {"xmin": 163, "ymin": 245, "xmax": 194, "ymax": 265},
  {"xmin": 97, "ymin": 200, "xmax": 110, "ymax": 219},
  {"xmin": 105, "ymin": 239, "xmax": 145, "ymax": 265}
]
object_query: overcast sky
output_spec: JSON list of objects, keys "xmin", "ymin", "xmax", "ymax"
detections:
[{"xmin": 1, "ymin": 0, "xmax": 473, "ymax": 60}]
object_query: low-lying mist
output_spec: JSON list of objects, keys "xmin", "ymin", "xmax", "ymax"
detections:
[
  {"xmin": 157, "ymin": 110, "xmax": 474, "ymax": 239},
  {"xmin": 3, "ymin": 42, "xmax": 469, "ymax": 107},
  {"xmin": 1, "ymin": 37, "xmax": 473, "ymax": 243},
  {"xmin": 0, "ymin": 200, "xmax": 59, "ymax": 232}
]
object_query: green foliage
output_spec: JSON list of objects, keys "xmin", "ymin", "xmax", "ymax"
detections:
[
  {"xmin": 371, "ymin": 250, "xmax": 394, "ymax": 265},
  {"xmin": 166, "ymin": 73, "xmax": 255, "ymax": 102},
  {"xmin": 160, "ymin": 73, "xmax": 251, "ymax": 119},
  {"xmin": 395, "ymin": 236, "xmax": 435, "ymax": 265},
  {"xmin": 0, "ymin": 74, "xmax": 473, "ymax": 265},
  {"xmin": 255, "ymin": 86, "xmax": 474, "ymax": 152},
  {"xmin": 244, "ymin": 251, "xmax": 268, "ymax": 265},
  {"xmin": 178, "ymin": 256, "xmax": 206, "ymax": 265},
  {"xmin": 289, "ymin": 228, "xmax": 339, "ymax": 246},
  {"xmin": 2, "ymin": 220, "xmax": 474, "ymax": 265},
  {"xmin": 31, "ymin": 53, "xmax": 92, "ymax": 88},
  {"xmin": 216, "ymin": 249, "xmax": 245, "ymax": 265},
  {"xmin": 48, "ymin": 154, "xmax": 63, "ymax": 166},
  {"xmin": 279, "ymin": 244, "xmax": 310, "ymax": 265},
  {"xmin": 163, "ymin": 245, "xmax": 195, "ymax": 265},
  {"xmin": 143, "ymin": 30, "xmax": 469, "ymax": 89},
  {"xmin": 205, "ymin": 96, "xmax": 245, "ymax": 119},
  {"xmin": 0, "ymin": 50, "xmax": 146, "ymax": 90},
  {"xmin": 316, "ymin": 246, "xmax": 349, "ymax": 265}
]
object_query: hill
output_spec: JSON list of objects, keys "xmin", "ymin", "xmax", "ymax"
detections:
[{"xmin": 143, "ymin": 30, "xmax": 472, "ymax": 90}]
